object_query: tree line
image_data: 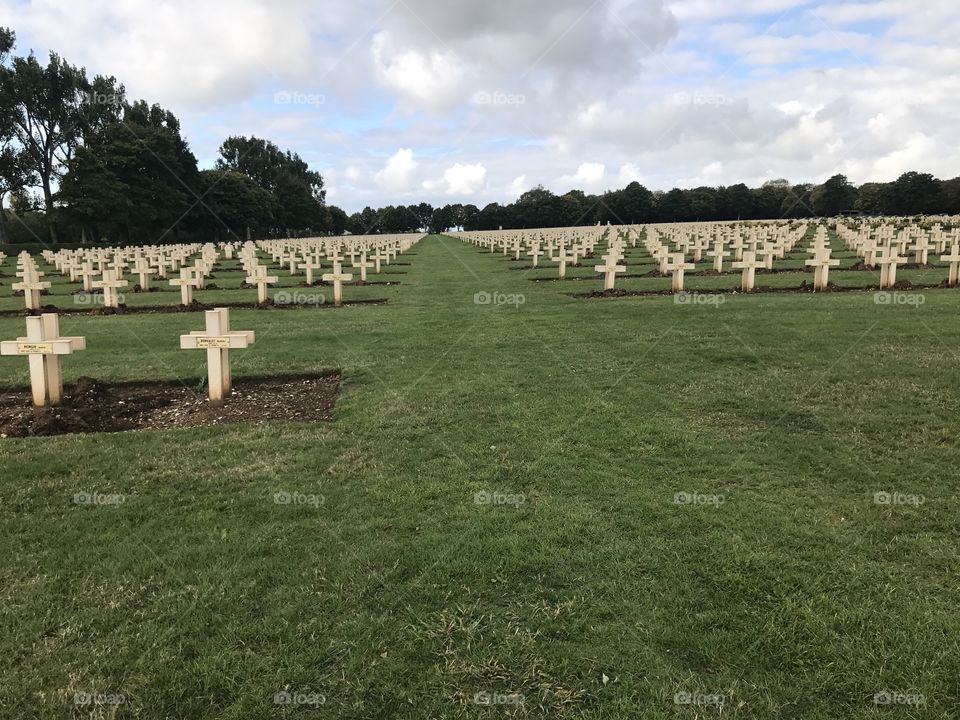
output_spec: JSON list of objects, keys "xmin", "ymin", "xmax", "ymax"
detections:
[
  {"xmin": 0, "ymin": 28, "xmax": 330, "ymax": 245},
  {"xmin": 351, "ymin": 171, "xmax": 960, "ymax": 235}
]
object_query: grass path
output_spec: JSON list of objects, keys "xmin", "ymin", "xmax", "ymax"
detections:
[{"xmin": 1, "ymin": 235, "xmax": 958, "ymax": 718}]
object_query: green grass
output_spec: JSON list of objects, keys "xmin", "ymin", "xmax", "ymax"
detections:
[{"xmin": 1, "ymin": 235, "xmax": 958, "ymax": 718}]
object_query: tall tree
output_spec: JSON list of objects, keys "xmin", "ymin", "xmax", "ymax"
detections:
[
  {"xmin": 58, "ymin": 100, "xmax": 198, "ymax": 243},
  {"xmin": 0, "ymin": 47, "xmax": 93, "ymax": 242},
  {"xmin": 810, "ymin": 174, "xmax": 857, "ymax": 216},
  {"xmin": 217, "ymin": 135, "xmax": 325, "ymax": 231}
]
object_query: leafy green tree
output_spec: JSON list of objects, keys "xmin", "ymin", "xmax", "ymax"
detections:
[
  {"xmin": 0, "ymin": 146, "xmax": 37, "ymax": 242},
  {"xmin": 753, "ymin": 179, "xmax": 790, "ymax": 219},
  {"xmin": 810, "ymin": 174, "xmax": 857, "ymax": 216},
  {"xmin": 326, "ymin": 205, "xmax": 348, "ymax": 235},
  {"xmin": 888, "ymin": 172, "xmax": 941, "ymax": 216},
  {"xmin": 217, "ymin": 135, "xmax": 325, "ymax": 231},
  {"xmin": 1, "ymin": 47, "xmax": 92, "ymax": 241},
  {"xmin": 58, "ymin": 100, "xmax": 198, "ymax": 243},
  {"xmin": 853, "ymin": 182, "xmax": 889, "ymax": 214},
  {"xmin": 192, "ymin": 169, "xmax": 274, "ymax": 241},
  {"xmin": 616, "ymin": 181, "xmax": 654, "ymax": 223}
]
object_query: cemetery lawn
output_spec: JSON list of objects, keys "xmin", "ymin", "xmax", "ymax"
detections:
[{"xmin": 2, "ymin": 234, "xmax": 959, "ymax": 719}]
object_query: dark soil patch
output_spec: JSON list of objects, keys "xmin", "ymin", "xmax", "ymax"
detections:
[
  {"xmin": 132, "ymin": 286, "xmax": 162, "ymax": 293},
  {"xmin": 570, "ymin": 279, "xmax": 956, "ymax": 299},
  {"xmin": 0, "ymin": 373, "xmax": 342, "ymax": 437},
  {"xmin": 0, "ymin": 298, "xmax": 388, "ymax": 317}
]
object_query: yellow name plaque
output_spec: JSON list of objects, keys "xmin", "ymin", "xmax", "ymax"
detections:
[
  {"xmin": 17, "ymin": 342, "xmax": 54, "ymax": 355},
  {"xmin": 195, "ymin": 337, "xmax": 231, "ymax": 349}
]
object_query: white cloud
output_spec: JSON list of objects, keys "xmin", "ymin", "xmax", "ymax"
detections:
[
  {"xmin": 0, "ymin": 0, "xmax": 314, "ymax": 110},
  {"xmin": 374, "ymin": 148, "xmax": 418, "ymax": 192},
  {"xmin": 509, "ymin": 175, "xmax": 528, "ymax": 197},
  {"xmin": 4, "ymin": 0, "xmax": 960, "ymax": 210},
  {"xmin": 443, "ymin": 163, "xmax": 487, "ymax": 195},
  {"xmin": 371, "ymin": 32, "xmax": 465, "ymax": 111},
  {"xmin": 563, "ymin": 162, "xmax": 606, "ymax": 190},
  {"xmin": 619, "ymin": 163, "xmax": 644, "ymax": 184}
]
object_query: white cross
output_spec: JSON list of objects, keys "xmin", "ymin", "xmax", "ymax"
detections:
[
  {"xmin": 322, "ymin": 261, "xmax": 353, "ymax": 307},
  {"xmin": 169, "ymin": 267, "xmax": 199, "ymax": 306},
  {"xmin": 552, "ymin": 248, "xmax": 573, "ymax": 279},
  {"xmin": 180, "ymin": 308, "xmax": 255, "ymax": 403},
  {"xmin": 663, "ymin": 252, "xmax": 696, "ymax": 292},
  {"xmin": 91, "ymin": 269, "xmax": 128, "ymax": 309},
  {"xmin": 594, "ymin": 256, "xmax": 626, "ymax": 290},
  {"xmin": 246, "ymin": 265, "xmax": 279, "ymax": 304},
  {"xmin": 13, "ymin": 269, "xmax": 51, "ymax": 311},
  {"xmin": 353, "ymin": 252, "xmax": 374, "ymax": 283},
  {"xmin": 805, "ymin": 250, "xmax": 840, "ymax": 291},
  {"xmin": 731, "ymin": 250, "xmax": 764, "ymax": 292},
  {"xmin": 876, "ymin": 246, "xmax": 907, "ymax": 289},
  {"xmin": 1, "ymin": 313, "xmax": 86, "ymax": 406},
  {"xmin": 941, "ymin": 243, "xmax": 960, "ymax": 286},
  {"xmin": 707, "ymin": 242, "xmax": 731, "ymax": 273}
]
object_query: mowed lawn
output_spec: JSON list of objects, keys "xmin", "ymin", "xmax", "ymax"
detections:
[{"xmin": 1, "ymin": 234, "xmax": 958, "ymax": 719}]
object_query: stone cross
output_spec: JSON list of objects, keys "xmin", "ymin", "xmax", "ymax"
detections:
[
  {"xmin": 12, "ymin": 269, "xmax": 51, "ymax": 311},
  {"xmin": 246, "ymin": 265, "xmax": 279, "ymax": 304},
  {"xmin": 731, "ymin": 250, "xmax": 764, "ymax": 292},
  {"xmin": 302, "ymin": 257, "xmax": 323, "ymax": 286},
  {"xmin": 553, "ymin": 248, "xmax": 573, "ymax": 279},
  {"xmin": 910, "ymin": 236, "xmax": 933, "ymax": 266},
  {"xmin": 373, "ymin": 249, "xmax": 388, "ymax": 273},
  {"xmin": 876, "ymin": 246, "xmax": 907, "ymax": 289},
  {"xmin": 91, "ymin": 269, "xmax": 128, "ymax": 309},
  {"xmin": 180, "ymin": 308, "xmax": 255, "ymax": 403},
  {"xmin": 805, "ymin": 250, "xmax": 840, "ymax": 291},
  {"xmin": 133, "ymin": 257, "xmax": 153, "ymax": 291},
  {"xmin": 594, "ymin": 255, "xmax": 626, "ymax": 290},
  {"xmin": 77, "ymin": 262, "xmax": 97, "ymax": 292},
  {"xmin": 322, "ymin": 261, "xmax": 353, "ymax": 307},
  {"xmin": 664, "ymin": 252, "xmax": 696, "ymax": 292},
  {"xmin": 940, "ymin": 244, "xmax": 960, "ymax": 287},
  {"xmin": 170, "ymin": 267, "xmax": 199, "ymax": 306},
  {"xmin": 529, "ymin": 246, "xmax": 544, "ymax": 268},
  {"xmin": 353, "ymin": 253, "xmax": 374, "ymax": 283},
  {"xmin": 707, "ymin": 242, "xmax": 731, "ymax": 273},
  {"xmin": 0, "ymin": 313, "xmax": 86, "ymax": 407}
]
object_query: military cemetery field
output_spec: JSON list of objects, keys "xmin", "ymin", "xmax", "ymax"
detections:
[{"xmin": 2, "ymin": 233, "xmax": 959, "ymax": 719}]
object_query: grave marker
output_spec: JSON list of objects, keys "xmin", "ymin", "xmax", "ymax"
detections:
[
  {"xmin": 0, "ymin": 314, "xmax": 86, "ymax": 407},
  {"xmin": 179, "ymin": 308, "xmax": 255, "ymax": 402}
]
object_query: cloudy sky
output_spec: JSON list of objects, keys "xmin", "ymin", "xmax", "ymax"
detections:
[{"xmin": 2, "ymin": 0, "xmax": 959, "ymax": 212}]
